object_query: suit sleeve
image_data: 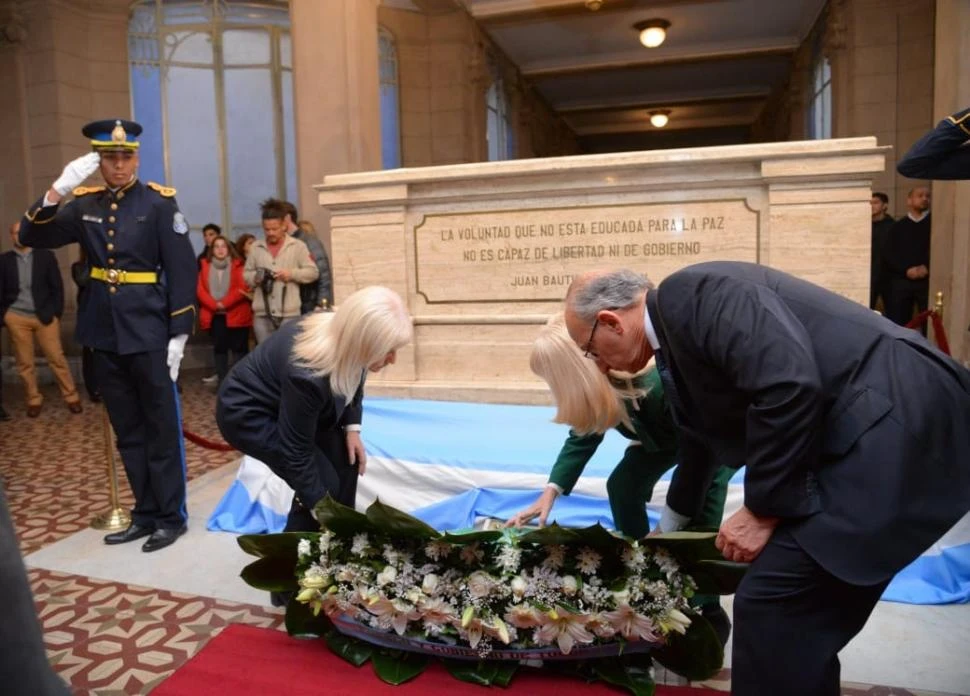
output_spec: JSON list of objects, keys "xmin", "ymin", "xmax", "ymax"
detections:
[
  {"xmin": 19, "ymin": 196, "xmax": 82, "ymax": 249},
  {"xmin": 660, "ymin": 272, "xmax": 824, "ymax": 520},
  {"xmin": 278, "ymin": 373, "xmax": 333, "ymax": 507},
  {"xmin": 549, "ymin": 430, "xmax": 605, "ymax": 495},
  {"xmin": 338, "ymin": 378, "xmax": 364, "ymax": 429},
  {"xmin": 156, "ymin": 198, "xmax": 198, "ymax": 336},
  {"xmin": 897, "ymin": 108, "xmax": 970, "ymax": 180},
  {"xmin": 47, "ymin": 252, "xmax": 64, "ymax": 319}
]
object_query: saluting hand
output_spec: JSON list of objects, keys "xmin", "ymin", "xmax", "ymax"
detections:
[
  {"xmin": 52, "ymin": 152, "xmax": 102, "ymax": 197},
  {"xmin": 715, "ymin": 506, "xmax": 778, "ymax": 563}
]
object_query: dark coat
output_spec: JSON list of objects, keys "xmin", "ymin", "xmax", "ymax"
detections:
[
  {"xmin": 648, "ymin": 261, "xmax": 970, "ymax": 585},
  {"xmin": 215, "ymin": 319, "xmax": 363, "ymax": 508},
  {"xmin": 897, "ymin": 106, "xmax": 970, "ymax": 180},
  {"xmin": 0, "ymin": 248, "xmax": 64, "ymax": 325}
]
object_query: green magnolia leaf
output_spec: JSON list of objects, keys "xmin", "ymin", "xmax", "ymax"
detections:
[
  {"xmin": 315, "ymin": 496, "xmax": 377, "ymax": 536},
  {"xmin": 284, "ymin": 597, "xmax": 333, "ymax": 638},
  {"xmin": 443, "ymin": 659, "xmax": 498, "ymax": 686},
  {"xmin": 491, "ymin": 661, "xmax": 518, "ymax": 687},
  {"xmin": 240, "ymin": 556, "xmax": 299, "ymax": 592},
  {"xmin": 371, "ymin": 649, "xmax": 428, "ymax": 685},
  {"xmin": 365, "ymin": 499, "xmax": 441, "ymax": 540},
  {"xmin": 516, "ymin": 523, "xmax": 580, "ymax": 546},
  {"xmin": 237, "ymin": 532, "xmax": 306, "ymax": 559},
  {"xmin": 571, "ymin": 523, "xmax": 631, "ymax": 555},
  {"xmin": 440, "ymin": 530, "xmax": 503, "ymax": 544},
  {"xmin": 324, "ymin": 630, "xmax": 373, "ymax": 667},
  {"xmin": 592, "ymin": 656, "xmax": 657, "ymax": 696},
  {"xmin": 652, "ymin": 613, "xmax": 723, "ymax": 682},
  {"xmin": 639, "ymin": 531, "xmax": 723, "ymax": 565},
  {"xmin": 686, "ymin": 559, "xmax": 749, "ymax": 595}
]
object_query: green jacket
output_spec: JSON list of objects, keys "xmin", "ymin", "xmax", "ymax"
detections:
[{"xmin": 548, "ymin": 369, "xmax": 679, "ymax": 494}]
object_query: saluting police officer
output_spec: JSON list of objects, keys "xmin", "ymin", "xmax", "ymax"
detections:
[{"xmin": 19, "ymin": 119, "xmax": 197, "ymax": 552}]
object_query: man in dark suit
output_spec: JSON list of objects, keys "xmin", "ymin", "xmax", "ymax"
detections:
[
  {"xmin": 897, "ymin": 105, "xmax": 970, "ymax": 180},
  {"xmin": 564, "ymin": 263, "xmax": 970, "ymax": 696},
  {"xmin": 1, "ymin": 222, "xmax": 82, "ymax": 417}
]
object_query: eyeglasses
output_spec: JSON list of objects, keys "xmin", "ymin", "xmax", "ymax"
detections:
[{"xmin": 582, "ymin": 318, "xmax": 600, "ymax": 359}]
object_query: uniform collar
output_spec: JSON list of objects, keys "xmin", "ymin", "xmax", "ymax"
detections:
[{"xmin": 108, "ymin": 177, "xmax": 138, "ymax": 199}]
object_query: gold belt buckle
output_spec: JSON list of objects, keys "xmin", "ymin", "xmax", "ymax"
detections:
[{"xmin": 106, "ymin": 269, "xmax": 121, "ymax": 284}]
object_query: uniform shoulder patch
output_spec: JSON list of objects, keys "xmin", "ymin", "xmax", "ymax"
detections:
[
  {"xmin": 173, "ymin": 211, "xmax": 189, "ymax": 235},
  {"xmin": 72, "ymin": 185, "xmax": 105, "ymax": 197},
  {"xmin": 147, "ymin": 181, "xmax": 177, "ymax": 198}
]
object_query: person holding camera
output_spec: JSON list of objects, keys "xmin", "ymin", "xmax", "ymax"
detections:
[{"xmin": 244, "ymin": 199, "xmax": 318, "ymax": 343}]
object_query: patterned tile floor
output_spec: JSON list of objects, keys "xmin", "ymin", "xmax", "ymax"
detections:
[{"xmin": 0, "ymin": 375, "xmax": 964, "ymax": 695}]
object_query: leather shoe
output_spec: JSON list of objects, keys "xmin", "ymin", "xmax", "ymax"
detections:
[
  {"xmin": 26, "ymin": 404, "xmax": 41, "ymax": 418},
  {"xmin": 0, "ymin": 406, "xmax": 10, "ymax": 422},
  {"xmin": 68, "ymin": 401, "xmax": 83, "ymax": 414},
  {"xmin": 701, "ymin": 603, "xmax": 732, "ymax": 648},
  {"xmin": 142, "ymin": 526, "xmax": 187, "ymax": 553},
  {"xmin": 104, "ymin": 523, "xmax": 154, "ymax": 545}
]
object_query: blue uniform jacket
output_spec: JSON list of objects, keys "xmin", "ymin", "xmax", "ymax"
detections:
[
  {"xmin": 897, "ymin": 106, "xmax": 970, "ymax": 180},
  {"xmin": 19, "ymin": 179, "xmax": 197, "ymax": 354}
]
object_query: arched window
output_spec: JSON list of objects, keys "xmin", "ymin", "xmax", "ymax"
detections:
[
  {"xmin": 808, "ymin": 41, "xmax": 832, "ymax": 139},
  {"xmin": 379, "ymin": 27, "xmax": 401, "ymax": 169},
  {"xmin": 128, "ymin": 0, "xmax": 295, "ymax": 251},
  {"xmin": 486, "ymin": 60, "xmax": 513, "ymax": 161}
]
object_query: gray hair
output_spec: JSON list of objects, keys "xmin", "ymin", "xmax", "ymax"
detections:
[{"xmin": 569, "ymin": 269, "xmax": 652, "ymax": 322}]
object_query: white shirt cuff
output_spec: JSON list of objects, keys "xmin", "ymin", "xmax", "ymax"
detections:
[
  {"xmin": 658, "ymin": 505, "xmax": 691, "ymax": 533},
  {"xmin": 343, "ymin": 424, "xmax": 361, "ymax": 432},
  {"xmin": 545, "ymin": 482, "xmax": 563, "ymax": 496}
]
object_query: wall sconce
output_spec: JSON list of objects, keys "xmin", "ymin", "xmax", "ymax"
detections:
[
  {"xmin": 584, "ymin": 0, "xmax": 604, "ymax": 9},
  {"xmin": 634, "ymin": 19, "xmax": 670, "ymax": 48},
  {"xmin": 649, "ymin": 110, "xmax": 671, "ymax": 128}
]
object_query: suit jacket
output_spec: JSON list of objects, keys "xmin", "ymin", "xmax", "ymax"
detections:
[
  {"xmin": 897, "ymin": 106, "xmax": 970, "ymax": 180},
  {"xmin": 215, "ymin": 319, "xmax": 363, "ymax": 507},
  {"xmin": 0, "ymin": 248, "xmax": 64, "ymax": 325},
  {"xmin": 648, "ymin": 261, "xmax": 970, "ymax": 584}
]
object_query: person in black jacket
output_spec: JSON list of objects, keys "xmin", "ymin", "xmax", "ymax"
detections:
[
  {"xmin": 1, "ymin": 222, "xmax": 82, "ymax": 417},
  {"xmin": 881, "ymin": 186, "xmax": 931, "ymax": 330},
  {"xmin": 565, "ymin": 264, "xmax": 970, "ymax": 696},
  {"xmin": 216, "ymin": 286, "xmax": 411, "ymax": 535},
  {"xmin": 69, "ymin": 247, "xmax": 100, "ymax": 402}
]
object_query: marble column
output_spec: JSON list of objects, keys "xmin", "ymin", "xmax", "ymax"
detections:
[
  {"xmin": 290, "ymin": 0, "xmax": 382, "ymax": 251},
  {"xmin": 929, "ymin": 0, "xmax": 970, "ymax": 364}
]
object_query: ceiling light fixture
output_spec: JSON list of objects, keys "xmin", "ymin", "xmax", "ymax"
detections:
[
  {"xmin": 649, "ymin": 110, "xmax": 671, "ymax": 128},
  {"xmin": 633, "ymin": 19, "xmax": 671, "ymax": 48},
  {"xmin": 584, "ymin": 0, "xmax": 604, "ymax": 10}
]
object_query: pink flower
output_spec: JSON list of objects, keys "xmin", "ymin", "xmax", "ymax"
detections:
[
  {"xmin": 536, "ymin": 607, "xmax": 595, "ymax": 655},
  {"xmin": 367, "ymin": 597, "xmax": 419, "ymax": 636},
  {"xmin": 504, "ymin": 604, "xmax": 544, "ymax": 629},
  {"xmin": 602, "ymin": 603, "xmax": 659, "ymax": 642}
]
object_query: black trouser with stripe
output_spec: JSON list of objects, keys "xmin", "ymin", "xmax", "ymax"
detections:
[{"xmin": 94, "ymin": 349, "xmax": 187, "ymax": 529}]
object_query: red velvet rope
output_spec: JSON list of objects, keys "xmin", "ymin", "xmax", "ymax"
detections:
[
  {"xmin": 903, "ymin": 309, "xmax": 951, "ymax": 356},
  {"xmin": 182, "ymin": 426, "xmax": 236, "ymax": 452}
]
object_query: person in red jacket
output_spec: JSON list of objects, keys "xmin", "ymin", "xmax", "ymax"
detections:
[{"xmin": 197, "ymin": 235, "xmax": 252, "ymax": 384}]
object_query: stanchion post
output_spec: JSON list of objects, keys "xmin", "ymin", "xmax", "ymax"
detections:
[
  {"xmin": 934, "ymin": 290, "xmax": 944, "ymax": 320},
  {"xmin": 90, "ymin": 404, "xmax": 131, "ymax": 531}
]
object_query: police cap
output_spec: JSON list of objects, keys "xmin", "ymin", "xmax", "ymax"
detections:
[{"xmin": 81, "ymin": 119, "xmax": 143, "ymax": 152}]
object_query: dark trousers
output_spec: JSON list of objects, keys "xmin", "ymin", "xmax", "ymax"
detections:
[
  {"xmin": 94, "ymin": 350, "xmax": 187, "ymax": 529},
  {"xmin": 884, "ymin": 277, "xmax": 929, "ymax": 334},
  {"xmin": 209, "ymin": 315, "xmax": 249, "ymax": 383},
  {"xmin": 0, "ymin": 482, "xmax": 71, "ymax": 695},
  {"xmin": 81, "ymin": 346, "xmax": 99, "ymax": 401},
  {"xmin": 731, "ymin": 525, "xmax": 888, "ymax": 696}
]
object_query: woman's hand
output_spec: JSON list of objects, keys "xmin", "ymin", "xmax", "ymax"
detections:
[
  {"xmin": 346, "ymin": 431, "xmax": 367, "ymax": 476},
  {"xmin": 505, "ymin": 486, "xmax": 558, "ymax": 528}
]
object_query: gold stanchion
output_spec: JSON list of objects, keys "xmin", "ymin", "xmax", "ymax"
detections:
[
  {"xmin": 934, "ymin": 290, "xmax": 945, "ymax": 320},
  {"xmin": 90, "ymin": 405, "xmax": 131, "ymax": 531}
]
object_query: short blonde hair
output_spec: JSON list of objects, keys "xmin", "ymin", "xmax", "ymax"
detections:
[
  {"xmin": 531, "ymin": 314, "xmax": 631, "ymax": 435},
  {"xmin": 292, "ymin": 286, "xmax": 413, "ymax": 398}
]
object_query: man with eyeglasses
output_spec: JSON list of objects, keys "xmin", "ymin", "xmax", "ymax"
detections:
[{"xmin": 563, "ymin": 263, "xmax": 970, "ymax": 696}]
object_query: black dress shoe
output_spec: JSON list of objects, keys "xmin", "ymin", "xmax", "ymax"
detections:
[
  {"xmin": 142, "ymin": 525, "xmax": 187, "ymax": 553},
  {"xmin": 0, "ymin": 407, "xmax": 10, "ymax": 422},
  {"xmin": 701, "ymin": 603, "xmax": 733, "ymax": 648},
  {"xmin": 104, "ymin": 524, "xmax": 154, "ymax": 545}
]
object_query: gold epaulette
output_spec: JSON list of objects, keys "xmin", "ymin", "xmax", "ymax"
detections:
[
  {"xmin": 72, "ymin": 185, "xmax": 105, "ymax": 197},
  {"xmin": 147, "ymin": 181, "xmax": 177, "ymax": 198}
]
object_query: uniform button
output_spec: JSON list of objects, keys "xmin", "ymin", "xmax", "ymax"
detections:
[
  {"xmin": 107, "ymin": 230, "xmax": 115, "ymax": 237},
  {"xmin": 107, "ymin": 243, "xmax": 114, "ymax": 251},
  {"xmin": 107, "ymin": 258, "xmax": 115, "ymax": 265},
  {"xmin": 109, "ymin": 286, "xmax": 117, "ymax": 294},
  {"xmin": 110, "ymin": 203, "xmax": 118, "ymax": 211},
  {"xmin": 108, "ymin": 216, "xmax": 116, "ymax": 223}
]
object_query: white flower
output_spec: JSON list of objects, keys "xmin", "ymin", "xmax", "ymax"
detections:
[
  {"xmin": 561, "ymin": 575, "xmax": 579, "ymax": 596},
  {"xmin": 405, "ymin": 587, "xmax": 423, "ymax": 604},
  {"xmin": 543, "ymin": 545, "xmax": 565, "ymax": 569},
  {"xmin": 576, "ymin": 547, "xmax": 602, "ymax": 575},
  {"xmin": 460, "ymin": 543, "xmax": 484, "ymax": 566},
  {"xmin": 335, "ymin": 566, "xmax": 357, "ymax": 583},
  {"xmin": 376, "ymin": 565, "xmax": 398, "ymax": 586},
  {"xmin": 424, "ymin": 540, "xmax": 452, "ymax": 561},
  {"xmin": 297, "ymin": 539, "xmax": 312, "ymax": 558},
  {"xmin": 367, "ymin": 598, "xmax": 419, "ymax": 636},
  {"xmin": 621, "ymin": 544, "xmax": 645, "ymax": 570},
  {"xmin": 467, "ymin": 571, "xmax": 493, "ymax": 599},
  {"xmin": 510, "ymin": 575, "xmax": 528, "ymax": 601},
  {"xmin": 421, "ymin": 574, "xmax": 440, "ymax": 596},
  {"xmin": 496, "ymin": 545, "xmax": 522, "ymax": 573},
  {"xmin": 319, "ymin": 530, "xmax": 335, "ymax": 553},
  {"xmin": 383, "ymin": 544, "xmax": 401, "ymax": 565},
  {"xmin": 417, "ymin": 597, "xmax": 457, "ymax": 627},
  {"xmin": 350, "ymin": 533, "xmax": 369, "ymax": 555},
  {"xmin": 660, "ymin": 608, "xmax": 692, "ymax": 636}
]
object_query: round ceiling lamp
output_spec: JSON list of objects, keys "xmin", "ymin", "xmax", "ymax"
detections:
[
  {"xmin": 634, "ymin": 19, "xmax": 671, "ymax": 48},
  {"xmin": 649, "ymin": 110, "xmax": 671, "ymax": 128}
]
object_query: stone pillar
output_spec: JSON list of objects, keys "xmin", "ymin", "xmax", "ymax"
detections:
[
  {"xmin": 290, "ymin": 0, "xmax": 382, "ymax": 249},
  {"xmin": 929, "ymin": 0, "xmax": 970, "ymax": 364}
]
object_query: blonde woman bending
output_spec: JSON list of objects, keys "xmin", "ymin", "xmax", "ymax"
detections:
[{"xmin": 216, "ymin": 286, "xmax": 412, "ymax": 537}]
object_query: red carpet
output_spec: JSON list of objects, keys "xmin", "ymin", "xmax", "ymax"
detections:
[{"xmin": 154, "ymin": 624, "xmax": 722, "ymax": 695}]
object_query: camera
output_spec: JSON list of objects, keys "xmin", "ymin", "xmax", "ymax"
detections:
[{"xmin": 253, "ymin": 267, "xmax": 276, "ymax": 295}]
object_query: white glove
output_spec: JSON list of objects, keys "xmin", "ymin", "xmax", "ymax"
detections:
[
  {"xmin": 52, "ymin": 152, "xmax": 101, "ymax": 196},
  {"xmin": 166, "ymin": 334, "xmax": 189, "ymax": 383}
]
